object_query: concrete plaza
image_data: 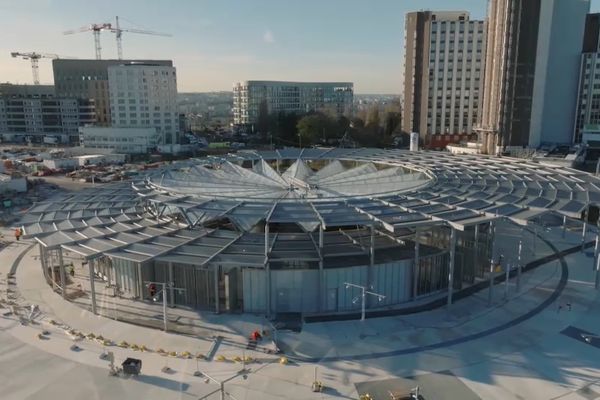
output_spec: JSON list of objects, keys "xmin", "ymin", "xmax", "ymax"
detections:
[{"xmin": 0, "ymin": 220, "xmax": 599, "ymax": 399}]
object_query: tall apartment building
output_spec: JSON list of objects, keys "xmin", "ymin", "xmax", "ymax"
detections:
[
  {"xmin": 402, "ymin": 11, "xmax": 486, "ymax": 149},
  {"xmin": 0, "ymin": 84, "xmax": 95, "ymax": 144},
  {"xmin": 233, "ymin": 81, "xmax": 353, "ymax": 126},
  {"xmin": 108, "ymin": 63, "xmax": 179, "ymax": 145},
  {"xmin": 574, "ymin": 13, "xmax": 600, "ymax": 143},
  {"xmin": 478, "ymin": 0, "xmax": 590, "ymax": 154},
  {"xmin": 52, "ymin": 59, "xmax": 173, "ymax": 125}
]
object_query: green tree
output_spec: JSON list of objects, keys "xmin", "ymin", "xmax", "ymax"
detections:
[
  {"xmin": 383, "ymin": 112, "xmax": 401, "ymax": 138},
  {"xmin": 366, "ymin": 106, "xmax": 380, "ymax": 127}
]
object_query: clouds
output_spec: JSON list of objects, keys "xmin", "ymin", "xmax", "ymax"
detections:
[{"xmin": 263, "ymin": 29, "xmax": 275, "ymax": 44}]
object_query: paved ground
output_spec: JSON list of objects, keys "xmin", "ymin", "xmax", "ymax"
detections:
[{"xmin": 0, "ymin": 221, "xmax": 599, "ymax": 399}]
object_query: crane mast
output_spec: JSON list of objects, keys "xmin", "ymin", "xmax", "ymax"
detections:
[{"xmin": 10, "ymin": 52, "xmax": 64, "ymax": 85}]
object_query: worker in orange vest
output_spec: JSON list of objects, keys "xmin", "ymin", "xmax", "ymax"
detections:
[{"xmin": 14, "ymin": 228, "xmax": 21, "ymax": 241}]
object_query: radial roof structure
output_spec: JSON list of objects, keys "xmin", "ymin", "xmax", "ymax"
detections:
[{"xmin": 21, "ymin": 148, "xmax": 599, "ymax": 264}]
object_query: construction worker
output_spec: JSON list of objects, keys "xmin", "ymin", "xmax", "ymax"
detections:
[
  {"xmin": 14, "ymin": 228, "xmax": 21, "ymax": 241},
  {"xmin": 148, "ymin": 283, "xmax": 157, "ymax": 298}
]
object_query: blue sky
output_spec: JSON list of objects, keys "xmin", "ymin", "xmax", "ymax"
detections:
[{"xmin": 1, "ymin": 0, "xmax": 600, "ymax": 93}]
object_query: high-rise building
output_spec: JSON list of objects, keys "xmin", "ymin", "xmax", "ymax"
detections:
[
  {"xmin": 402, "ymin": 11, "xmax": 486, "ymax": 149},
  {"xmin": 233, "ymin": 81, "xmax": 353, "ymax": 126},
  {"xmin": 52, "ymin": 59, "xmax": 173, "ymax": 126},
  {"xmin": 0, "ymin": 84, "xmax": 95, "ymax": 144},
  {"xmin": 107, "ymin": 63, "xmax": 179, "ymax": 145},
  {"xmin": 574, "ymin": 13, "xmax": 600, "ymax": 143},
  {"xmin": 478, "ymin": 0, "xmax": 590, "ymax": 154}
]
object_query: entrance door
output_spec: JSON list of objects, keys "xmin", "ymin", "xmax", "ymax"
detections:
[
  {"xmin": 326, "ymin": 288, "xmax": 338, "ymax": 312},
  {"xmin": 276, "ymin": 289, "xmax": 291, "ymax": 312}
]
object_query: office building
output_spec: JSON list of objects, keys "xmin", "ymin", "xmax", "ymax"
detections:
[
  {"xmin": 233, "ymin": 81, "xmax": 353, "ymax": 126},
  {"xmin": 107, "ymin": 63, "xmax": 179, "ymax": 145},
  {"xmin": 402, "ymin": 11, "xmax": 486, "ymax": 149},
  {"xmin": 52, "ymin": 59, "xmax": 173, "ymax": 126},
  {"xmin": 478, "ymin": 0, "xmax": 590, "ymax": 154},
  {"xmin": 574, "ymin": 13, "xmax": 600, "ymax": 143},
  {"xmin": 0, "ymin": 84, "xmax": 95, "ymax": 144}
]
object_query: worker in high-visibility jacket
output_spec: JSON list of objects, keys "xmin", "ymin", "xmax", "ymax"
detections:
[{"xmin": 14, "ymin": 228, "xmax": 22, "ymax": 241}]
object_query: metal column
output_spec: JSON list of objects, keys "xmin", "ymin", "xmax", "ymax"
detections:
[
  {"xmin": 168, "ymin": 262, "xmax": 175, "ymax": 307},
  {"xmin": 58, "ymin": 248, "xmax": 67, "ymax": 299},
  {"xmin": 594, "ymin": 225, "xmax": 600, "ymax": 272},
  {"xmin": 413, "ymin": 227, "xmax": 420, "ymax": 299},
  {"xmin": 562, "ymin": 215, "xmax": 567, "ymax": 238},
  {"xmin": 447, "ymin": 227, "xmax": 456, "ymax": 306},
  {"xmin": 596, "ymin": 228, "xmax": 600, "ymax": 289},
  {"xmin": 318, "ymin": 224, "xmax": 324, "ymax": 312},
  {"xmin": 89, "ymin": 259, "xmax": 97, "ymax": 315},
  {"xmin": 488, "ymin": 220, "xmax": 496, "ymax": 306},
  {"xmin": 368, "ymin": 225, "xmax": 375, "ymax": 307},
  {"xmin": 582, "ymin": 208, "xmax": 588, "ymax": 251},
  {"xmin": 517, "ymin": 240, "xmax": 522, "ymax": 293},
  {"xmin": 214, "ymin": 265, "xmax": 220, "ymax": 314},
  {"xmin": 265, "ymin": 223, "xmax": 271, "ymax": 318},
  {"xmin": 38, "ymin": 244, "xmax": 48, "ymax": 282}
]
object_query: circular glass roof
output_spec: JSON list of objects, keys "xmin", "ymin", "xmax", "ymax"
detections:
[{"xmin": 147, "ymin": 158, "xmax": 433, "ymax": 201}]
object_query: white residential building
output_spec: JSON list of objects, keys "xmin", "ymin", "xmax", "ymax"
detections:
[
  {"xmin": 403, "ymin": 11, "xmax": 486, "ymax": 149},
  {"xmin": 79, "ymin": 126, "xmax": 158, "ymax": 154},
  {"xmin": 108, "ymin": 63, "xmax": 179, "ymax": 145},
  {"xmin": 233, "ymin": 81, "xmax": 353, "ymax": 126}
]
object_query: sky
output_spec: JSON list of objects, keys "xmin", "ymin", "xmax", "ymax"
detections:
[{"xmin": 1, "ymin": 0, "xmax": 600, "ymax": 94}]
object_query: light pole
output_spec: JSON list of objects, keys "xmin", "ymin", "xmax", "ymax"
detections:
[
  {"xmin": 197, "ymin": 366, "xmax": 249, "ymax": 400},
  {"xmin": 344, "ymin": 282, "xmax": 385, "ymax": 321},
  {"xmin": 145, "ymin": 280, "xmax": 185, "ymax": 333}
]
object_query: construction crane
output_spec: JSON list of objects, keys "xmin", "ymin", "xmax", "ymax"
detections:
[
  {"xmin": 10, "ymin": 52, "xmax": 64, "ymax": 85},
  {"xmin": 111, "ymin": 16, "xmax": 171, "ymax": 60},
  {"xmin": 63, "ymin": 23, "xmax": 112, "ymax": 60},
  {"xmin": 63, "ymin": 18, "xmax": 171, "ymax": 60}
]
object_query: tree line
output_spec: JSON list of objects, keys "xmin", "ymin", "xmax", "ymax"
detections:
[{"xmin": 253, "ymin": 100, "xmax": 404, "ymax": 148}]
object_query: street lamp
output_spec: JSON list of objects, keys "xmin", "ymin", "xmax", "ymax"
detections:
[
  {"xmin": 344, "ymin": 282, "xmax": 385, "ymax": 321},
  {"xmin": 197, "ymin": 365, "xmax": 250, "ymax": 400},
  {"xmin": 581, "ymin": 333, "xmax": 600, "ymax": 344},
  {"xmin": 144, "ymin": 281, "xmax": 185, "ymax": 333}
]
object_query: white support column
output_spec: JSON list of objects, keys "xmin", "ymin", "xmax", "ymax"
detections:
[
  {"xmin": 168, "ymin": 262, "xmax": 175, "ymax": 307},
  {"xmin": 562, "ymin": 215, "xmax": 567, "ymax": 238},
  {"xmin": 413, "ymin": 227, "xmax": 420, "ymax": 299},
  {"xmin": 447, "ymin": 227, "xmax": 457, "ymax": 306},
  {"xmin": 58, "ymin": 248, "xmax": 67, "ymax": 299},
  {"xmin": 89, "ymin": 259, "xmax": 97, "ymax": 315}
]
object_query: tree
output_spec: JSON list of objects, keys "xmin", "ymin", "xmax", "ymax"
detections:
[
  {"xmin": 366, "ymin": 106, "xmax": 380, "ymax": 127},
  {"xmin": 383, "ymin": 112, "xmax": 401, "ymax": 138},
  {"xmin": 297, "ymin": 113, "xmax": 330, "ymax": 146}
]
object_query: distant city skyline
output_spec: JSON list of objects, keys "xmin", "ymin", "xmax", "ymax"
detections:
[{"xmin": 2, "ymin": 0, "xmax": 600, "ymax": 94}]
